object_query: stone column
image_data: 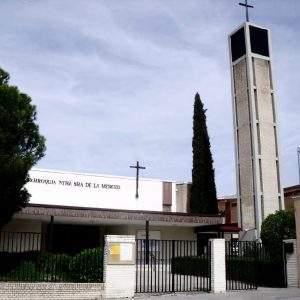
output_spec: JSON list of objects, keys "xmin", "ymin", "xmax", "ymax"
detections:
[
  {"xmin": 103, "ymin": 235, "xmax": 136, "ymax": 299},
  {"xmin": 294, "ymin": 196, "xmax": 300, "ymax": 287},
  {"xmin": 210, "ymin": 238, "xmax": 226, "ymax": 293},
  {"xmin": 283, "ymin": 239, "xmax": 298, "ymax": 287}
]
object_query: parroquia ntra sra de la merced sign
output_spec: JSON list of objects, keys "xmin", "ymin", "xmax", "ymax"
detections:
[{"xmin": 26, "ymin": 169, "xmax": 176, "ymax": 212}]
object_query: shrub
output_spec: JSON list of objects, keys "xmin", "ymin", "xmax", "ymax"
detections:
[
  {"xmin": 7, "ymin": 261, "xmax": 41, "ymax": 281},
  {"xmin": 0, "ymin": 247, "xmax": 104, "ymax": 282},
  {"xmin": 261, "ymin": 210, "xmax": 295, "ymax": 258},
  {"xmin": 69, "ymin": 248, "xmax": 103, "ymax": 282},
  {"xmin": 38, "ymin": 252, "xmax": 72, "ymax": 282}
]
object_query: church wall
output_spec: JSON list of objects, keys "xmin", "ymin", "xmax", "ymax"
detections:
[
  {"xmin": 104, "ymin": 224, "xmax": 196, "ymax": 241},
  {"xmin": 26, "ymin": 169, "xmax": 177, "ymax": 213}
]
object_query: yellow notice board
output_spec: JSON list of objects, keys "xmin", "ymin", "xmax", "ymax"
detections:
[
  {"xmin": 107, "ymin": 242, "xmax": 135, "ymax": 265},
  {"xmin": 110, "ymin": 244, "xmax": 120, "ymax": 255}
]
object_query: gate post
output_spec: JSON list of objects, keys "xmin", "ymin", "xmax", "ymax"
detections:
[
  {"xmin": 103, "ymin": 235, "xmax": 136, "ymax": 299},
  {"xmin": 283, "ymin": 239, "xmax": 298, "ymax": 287},
  {"xmin": 210, "ymin": 239, "xmax": 226, "ymax": 293}
]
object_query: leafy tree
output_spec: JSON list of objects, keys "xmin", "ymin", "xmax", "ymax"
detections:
[
  {"xmin": 190, "ymin": 93, "xmax": 218, "ymax": 214},
  {"xmin": 261, "ymin": 210, "xmax": 296, "ymax": 257},
  {"xmin": 0, "ymin": 68, "xmax": 45, "ymax": 229}
]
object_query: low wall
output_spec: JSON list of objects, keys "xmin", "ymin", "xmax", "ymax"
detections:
[{"xmin": 0, "ymin": 283, "xmax": 104, "ymax": 300}]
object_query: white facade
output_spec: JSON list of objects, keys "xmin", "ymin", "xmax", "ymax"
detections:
[
  {"xmin": 26, "ymin": 169, "xmax": 177, "ymax": 212},
  {"xmin": 229, "ymin": 22, "xmax": 284, "ymax": 237}
]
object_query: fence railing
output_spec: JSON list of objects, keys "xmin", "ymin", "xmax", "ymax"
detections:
[
  {"xmin": 136, "ymin": 239, "xmax": 211, "ymax": 293},
  {"xmin": 225, "ymin": 241, "xmax": 287, "ymax": 289},
  {"xmin": 0, "ymin": 231, "xmax": 103, "ymax": 282}
]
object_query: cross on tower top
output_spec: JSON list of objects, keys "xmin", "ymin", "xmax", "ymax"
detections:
[{"xmin": 239, "ymin": 0, "xmax": 254, "ymax": 22}]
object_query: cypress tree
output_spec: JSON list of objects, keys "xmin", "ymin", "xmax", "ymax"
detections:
[{"xmin": 190, "ymin": 93, "xmax": 218, "ymax": 214}]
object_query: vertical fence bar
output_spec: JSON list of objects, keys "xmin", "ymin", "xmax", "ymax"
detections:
[{"xmin": 171, "ymin": 240, "xmax": 175, "ymax": 292}]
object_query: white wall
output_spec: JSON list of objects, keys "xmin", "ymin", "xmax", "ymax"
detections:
[{"xmin": 26, "ymin": 169, "xmax": 176, "ymax": 212}]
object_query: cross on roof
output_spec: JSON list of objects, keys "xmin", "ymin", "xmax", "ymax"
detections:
[
  {"xmin": 239, "ymin": 0, "xmax": 254, "ymax": 22},
  {"xmin": 130, "ymin": 161, "xmax": 146, "ymax": 199}
]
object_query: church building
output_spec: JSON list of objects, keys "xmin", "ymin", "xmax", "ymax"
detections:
[{"xmin": 1, "ymin": 168, "xmax": 223, "ymax": 253}]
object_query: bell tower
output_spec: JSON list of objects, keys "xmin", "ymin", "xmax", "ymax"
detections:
[{"xmin": 229, "ymin": 22, "xmax": 284, "ymax": 239}]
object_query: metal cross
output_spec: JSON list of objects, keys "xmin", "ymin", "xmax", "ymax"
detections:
[
  {"xmin": 239, "ymin": 0, "xmax": 254, "ymax": 22},
  {"xmin": 130, "ymin": 161, "xmax": 146, "ymax": 198}
]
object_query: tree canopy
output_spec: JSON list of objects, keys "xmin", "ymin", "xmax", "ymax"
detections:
[
  {"xmin": 0, "ymin": 68, "xmax": 45, "ymax": 229},
  {"xmin": 261, "ymin": 210, "xmax": 296, "ymax": 257},
  {"xmin": 190, "ymin": 93, "xmax": 218, "ymax": 214}
]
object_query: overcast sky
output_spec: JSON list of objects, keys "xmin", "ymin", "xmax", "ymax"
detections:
[{"xmin": 0, "ymin": 0, "xmax": 299, "ymax": 196}]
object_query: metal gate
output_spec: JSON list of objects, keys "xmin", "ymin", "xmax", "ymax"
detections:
[
  {"xmin": 226, "ymin": 241, "xmax": 257, "ymax": 290},
  {"xmin": 226, "ymin": 241, "xmax": 287, "ymax": 290},
  {"xmin": 136, "ymin": 239, "xmax": 211, "ymax": 293}
]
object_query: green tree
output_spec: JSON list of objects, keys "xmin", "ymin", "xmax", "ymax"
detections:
[
  {"xmin": 261, "ymin": 210, "xmax": 296, "ymax": 257},
  {"xmin": 0, "ymin": 68, "xmax": 45, "ymax": 229},
  {"xmin": 190, "ymin": 93, "xmax": 218, "ymax": 214}
]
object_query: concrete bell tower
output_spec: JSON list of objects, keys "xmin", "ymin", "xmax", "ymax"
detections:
[{"xmin": 229, "ymin": 22, "xmax": 284, "ymax": 239}]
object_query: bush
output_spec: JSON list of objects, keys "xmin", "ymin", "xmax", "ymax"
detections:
[
  {"xmin": 7, "ymin": 261, "xmax": 41, "ymax": 281},
  {"xmin": 69, "ymin": 248, "xmax": 103, "ymax": 282},
  {"xmin": 0, "ymin": 251, "xmax": 39, "ymax": 277},
  {"xmin": 261, "ymin": 210, "xmax": 295, "ymax": 258},
  {"xmin": 0, "ymin": 247, "xmax": 103, "ymax": 282},
  {"xmin": 38, "ymin": 252, "xmax": 72, "ymax": 282}
]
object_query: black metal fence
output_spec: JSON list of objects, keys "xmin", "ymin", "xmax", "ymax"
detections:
[
  {"xmin": 0, "ymin": 231, "xmax": 104, "ymax": 282},
  {"xmin": 136, "ymin": 239, "xmax": 211, "ymax": 293},
  {"xmin": 226, "ymin": 240, "xmax": 287, "ymax": 290}
]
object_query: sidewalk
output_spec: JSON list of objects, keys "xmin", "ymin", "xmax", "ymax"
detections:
[{"xmin": 134, "ymin": 288, "xmax": 300, "ymax": 299}]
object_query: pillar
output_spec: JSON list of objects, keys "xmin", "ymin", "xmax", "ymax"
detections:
[
  {"xmin": 210, "ymin": 238, "xmax": 226, "ymax": 293},
  {"xmin": 103, "ymin": 235, "xmax": 136, "ymax": 298}
]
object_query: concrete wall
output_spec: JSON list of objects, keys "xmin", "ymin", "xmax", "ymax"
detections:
[
  {"xmin": 233, "ymin": 57, "xmax": 256, "ymax": 231},
  {"xmin": 176, "ymin": 183, "xmax": 190, "ymax": 213}
]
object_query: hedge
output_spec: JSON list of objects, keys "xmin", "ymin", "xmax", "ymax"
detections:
[{"xmin": 0, "ymin": 247, "xmax": 103, "ymax": 282}]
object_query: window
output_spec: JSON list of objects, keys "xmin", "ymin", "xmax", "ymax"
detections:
[
  {"xmin": 231, "ymin": 27, "xmax": 246, "ymax": 62},
  {"xmin": 249, "ymin": 26, "xmax": 269, "ymax": 57}
]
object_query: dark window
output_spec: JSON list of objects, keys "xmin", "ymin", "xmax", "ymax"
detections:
[
  {"xmin": 231, "ymin": 27, "xmax": 246, "ymax": 62},
  {"xmin": 249, "ymin": 26, "xmax": 269, "ymax": 57}
]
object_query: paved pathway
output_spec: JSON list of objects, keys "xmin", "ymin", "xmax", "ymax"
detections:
[{"xmin": 134, "ymin": 288, "xmax": 300, "ymax": 299}]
